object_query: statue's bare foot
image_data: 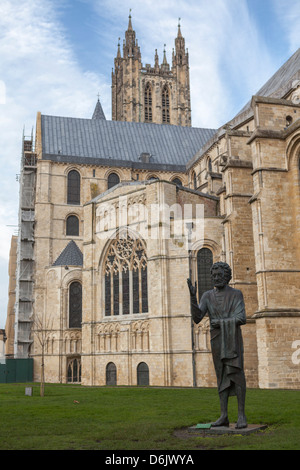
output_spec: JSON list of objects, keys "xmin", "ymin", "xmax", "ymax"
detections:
[
  {"xmin": 211, "ymin": 415, "xmax": 229, "ymax": 427},
  {"xmin": 235, "ymin": 415, "xmax": 247, "ymax": 429}
]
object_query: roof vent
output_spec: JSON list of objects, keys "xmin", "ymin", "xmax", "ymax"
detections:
[{"xmin": 139, "ymin": 152, "xmax": 152, "ymax": 164}]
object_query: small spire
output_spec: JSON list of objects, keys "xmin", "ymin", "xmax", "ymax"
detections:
[
  {"xmin": 161, "ymin": 44, "xmax": 170, "ymax": 72},
  {"xmin": 177, "ymin": 17, "xmax": 182, "ymax": 37},
  {"xmin": 117, "ymin": 37, "xmax": 121, "ymax": 58},
  {"xmin": 163, "ymin": 44, "xmax": 168, "ymax": 65},
  {"xmin": 92, "ymin": 95, "xmax": 106, "ymax": 120},
  {"xmin": 155, "ymin": 48, "xmax": 159, "ymax": 71},
  {"xmin": 128, "ymin": 9, "xmax": 133, "ymax": 31}
]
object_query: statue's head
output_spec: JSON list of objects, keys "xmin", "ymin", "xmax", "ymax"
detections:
[{"xmin": 211, "ymin": 262, "xmax": 232, "ymax": 288}]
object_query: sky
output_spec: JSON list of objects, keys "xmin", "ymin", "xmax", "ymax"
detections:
[{"xmin": 0, "ymin": 0, "xmax": 299, "ymax": 329}]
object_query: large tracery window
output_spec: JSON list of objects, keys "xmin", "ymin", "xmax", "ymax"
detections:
[
  {"xmin": 162, "ymin": 85, "xmax": 170, "ymax": 123},
  {"xmin": 104, "ymin": 234, "xmax": 148, "ymax": 316},
  {"xmin": 144, "ymin": 83, "xmax": 152, "ymax": 123}
]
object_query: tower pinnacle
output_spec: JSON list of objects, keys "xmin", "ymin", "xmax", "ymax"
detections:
[
  {"xmin": 128, "ymin": 9, "xmax": 133, "ymax": 31},
  {"xmin": 161, "ymin": 44, "xmax": 169, "ymax": 72},
  {"xmin": 112, "ymin": 15, "xmax": 191, "ymax": 126},
  {"xmin": 177, "ymin": 18, "xmax": 183, "ymax": 38}
]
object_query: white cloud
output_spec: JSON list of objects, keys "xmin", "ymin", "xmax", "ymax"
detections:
[
  {"xmin": 91, "ymin": 0, "xmax": 276, "ymax": 127},
  {"xmin": 0, "ymin": 0, "xmax": 111, "ymax": 120},
  {"xmin": 0, "ymin": 0, "xmax": 292, "ymax": 328},
  {"xmin": 0, "ymin": 0, "xmax": 110, "ymax": 327},
  {"xmin": 274, "ymin": 0, "xmax": 300, "ymax": 54}
]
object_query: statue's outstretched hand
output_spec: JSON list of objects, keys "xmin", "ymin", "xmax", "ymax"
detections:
[{"xmin": 187, "ymin": 278, "xmax": 197, "ymax": 297}]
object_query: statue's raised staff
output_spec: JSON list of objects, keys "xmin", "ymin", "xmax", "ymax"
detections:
[{"xmin": 187, "ymin": 261, "xmax": 247, "ymax": 429}]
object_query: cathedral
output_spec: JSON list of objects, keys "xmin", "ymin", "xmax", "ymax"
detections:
[{"xmin": 5, "ymin": 15, "xmax": 300, "ymax": 389}]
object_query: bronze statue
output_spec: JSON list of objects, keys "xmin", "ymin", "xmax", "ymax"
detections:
[{"xmin": 187, "ymin": 261, "xmax": 247, "ymax": 429}]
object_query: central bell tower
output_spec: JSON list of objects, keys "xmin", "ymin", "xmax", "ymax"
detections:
[{"xmin": 112, "ymin": 15, "xmax": 191, "ymax": 127}]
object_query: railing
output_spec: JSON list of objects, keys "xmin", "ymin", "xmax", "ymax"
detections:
[
  {"xmin": 23, "ymin": 140, "xmax": 33, "ymax": 152},
  {"xmin": 23, "ymin": 153, "xmax": 37, "ymax": 167}
]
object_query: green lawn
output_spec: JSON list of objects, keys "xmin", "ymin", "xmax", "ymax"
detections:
[{"xmin": 0, "ymin": 383, "xmax": 299, "ymax": 450}]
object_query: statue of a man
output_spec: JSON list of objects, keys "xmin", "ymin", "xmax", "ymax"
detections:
[{"xmin": 187, "ymin": 261, "xmax": 247, "ymax": 429}]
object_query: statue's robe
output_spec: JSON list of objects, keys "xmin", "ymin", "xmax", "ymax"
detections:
[{"xmin": 191, "ymin": 285, "xmax": 246, "ymax": 396}]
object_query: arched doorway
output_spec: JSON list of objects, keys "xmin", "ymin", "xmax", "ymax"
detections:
[
  {"xmin": 106, "ymin": 362, "xmax": 117, "ymax": 386},
  {"xmin": 137, "ymin": 362, "xmax": 149, "ymax": 386}
]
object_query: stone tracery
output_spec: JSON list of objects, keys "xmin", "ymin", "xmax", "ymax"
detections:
[{"xmin": 104, "ymin": 233, "xmax": 148, "ymax": 316}]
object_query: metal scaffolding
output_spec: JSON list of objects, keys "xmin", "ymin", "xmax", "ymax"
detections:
[{"xmin": 14, "ymin": 131, "xmax": 37, "ymax": 358}]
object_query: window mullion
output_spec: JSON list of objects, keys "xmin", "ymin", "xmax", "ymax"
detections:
[
  {"xmin": 119, "ymin": 269, "xmax": 123, "ymax": 315},
  {"xmin": 110, "ymin": 271, "xmax": 114, "ymax": 316},
  {"xmin": 138, "ymin": 267, "xmax": 142, "ymax": 313},
  {"xmin": 129, "ymin": 270, "xmax": 133, "ymax": 315}
]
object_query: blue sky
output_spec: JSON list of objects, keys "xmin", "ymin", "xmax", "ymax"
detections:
[{"xmin": 0, "ymin": 0, "xmax": 299, "ymax": 328}]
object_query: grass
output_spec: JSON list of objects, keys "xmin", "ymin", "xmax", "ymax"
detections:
[{"xmin": 0, "ymin": 383, "xmax": 299, "ymax": 450}]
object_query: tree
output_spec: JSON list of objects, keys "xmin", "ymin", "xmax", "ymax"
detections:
[{"xmin": 31, "ymin": 312, "xmax": 53, "ymax": 397}]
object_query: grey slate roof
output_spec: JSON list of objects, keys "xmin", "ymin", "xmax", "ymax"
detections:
[
  {"xmin": 187, "ymin": 48, "xmax": 300, "ymax": 169},
  {"xmin": 41, "ymin": 49, "xmax": 300, "ymax": 172},
  {"xmin": 53, "ymin": 240, "xmax": 83, "ymax": 266},
  {"xmin": 41, "ymin": 115, "xmax": 216, "ymax": 171},
  {"xmin": 92, "ymin": 99, "xmax": 106, "ymax": 120},
  {"xmin": 234, "ymin": 47, "xmax": 300, "ymax": 120}
]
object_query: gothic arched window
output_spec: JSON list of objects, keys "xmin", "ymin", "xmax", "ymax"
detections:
[
  {"xmin": 197, "ymin": 248, "xmax": 214, "ymax": 300},
  {"xmin": 67, "ymin": 170, "xmax": 80, "ymax": 205},
  {"xmin": 108, "ymin": 172, "xmax": 120, "ymax": 190},
  {"xmin": 67, "ymin": 357, "xmax": 81, "ymax": 383},
  {"xmin": 66, "ymin": 215, "xmax": 79, "ymax": 236},
  {"xmin": 172, "ymin": 177, "xmax": 182, "ymax": 187},
  {"xmin": 69, "ymin": 281, "xmax": 82, "ymax": 328},
  {"xmin": 106, "ymin": 362, "xmax": 117, "ymax": 386},
  {"xmin": 144, "ymin": 83, "xmax": 152, "ymax": 123},
  {"xmin": 207, "ymin": 158, "xmax": 212, "ymax": 172},
  {"xmin": 162, "ymin": 85, "xmax": 170, "ymax": 123},
  {"xmin": 137, "ymin": 362, "xmax": 149, "ymax": 386},
  {"xmin": 104, "ymin": 233, "xmax": 148, "ymax": 316},
  {"xmin": 192, "ymin": 171, "xmax": 197, "ymax": 190}
]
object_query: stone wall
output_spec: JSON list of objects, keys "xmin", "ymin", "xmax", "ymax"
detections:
[
  {"xmin": 256, "ymin": 316, "xmax": 300, "ymax": 389},
  {"xmin": 28, "ymin": 93, "xmax": 300, "ymax": 390}
]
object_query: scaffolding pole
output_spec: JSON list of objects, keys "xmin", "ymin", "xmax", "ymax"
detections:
[{"xmin": 14, "ymin": 132, "xmax": 37, "ymax": 358}]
